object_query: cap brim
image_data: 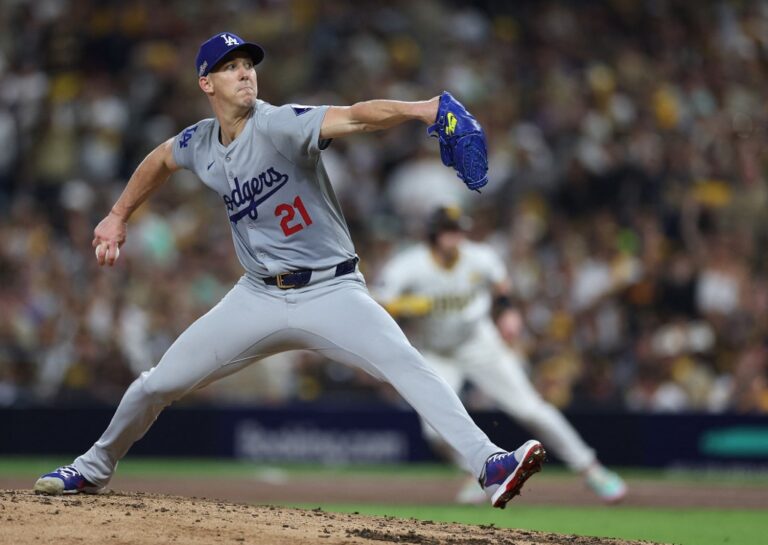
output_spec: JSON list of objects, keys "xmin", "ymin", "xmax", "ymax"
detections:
[
  {"xmin": 436, "ymin": 216, "xmax": 472, "ymax": 233},
  {"xmin": 207, "ymin": 42, "xmax": 265, "ymax": 74},
  {"xmin": 439, "ymin": 222, "xmax": 464, "ymax": 232}
]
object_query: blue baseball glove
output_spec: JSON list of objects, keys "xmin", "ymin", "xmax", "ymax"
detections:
[{"xmin": 427, "ymin": 91, "xmax": 488, "ymax": 191}]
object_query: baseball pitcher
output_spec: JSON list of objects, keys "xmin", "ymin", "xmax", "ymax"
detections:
[{"xmin": 33, "ymin": 32, "xmax": 543, "ymax": 508}]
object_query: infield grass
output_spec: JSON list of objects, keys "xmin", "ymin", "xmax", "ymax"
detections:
[
  {"xmin": 296, "ymin": 503, "xmax": 768, "ymax": 545},
  {"xmin": 2, "ymin": 456, "xmax": 768, "ymax": 485}
]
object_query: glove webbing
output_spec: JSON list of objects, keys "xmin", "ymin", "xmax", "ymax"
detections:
[{"xmin": 454, "ymin": 133, "xmax": 487, "ymax": 191}]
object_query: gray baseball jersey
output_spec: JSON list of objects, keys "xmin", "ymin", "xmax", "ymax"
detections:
[{"xmin": 171, "ymin": 100, "xmax": 355, "ymax": 278}]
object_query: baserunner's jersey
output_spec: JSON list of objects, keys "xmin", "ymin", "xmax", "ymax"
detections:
[
  {"xmin": 374, "ymin": 240, "xmax": 506, "ymax": 353},
  {"xmin": 172, "ymin": 100, "xmax": 355, "ymax": 279}
]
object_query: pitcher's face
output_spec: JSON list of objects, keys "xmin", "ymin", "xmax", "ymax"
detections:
[{"xmin": 200, "ymin": 51, "xmax": 258, "ymax": 108}]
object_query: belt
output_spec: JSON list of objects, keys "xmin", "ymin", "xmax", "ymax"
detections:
[{"xmin": 263, "ymin": 257, "xmax": 359, "ymax": 289}]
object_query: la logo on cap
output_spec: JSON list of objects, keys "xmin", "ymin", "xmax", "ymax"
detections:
[
  {"xmin": 221, "ymin": 34, "xmax": 239, "ymax": 46},
  {"xmin": 195, "ymin": 31, "xmax": 264, "ymax": 77}
]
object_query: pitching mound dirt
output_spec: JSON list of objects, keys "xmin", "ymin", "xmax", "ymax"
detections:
[{"xmin": 0, "ymin": 489, "xmax": 656, "ymax": 545}]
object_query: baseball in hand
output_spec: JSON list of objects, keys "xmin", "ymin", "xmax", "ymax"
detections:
[{"xmin": 95, "ymin": 243, "xmax": 120, "ymax": 262}]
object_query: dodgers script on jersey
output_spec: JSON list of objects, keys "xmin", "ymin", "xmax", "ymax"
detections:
[
  {"xmin": 172, "ymin": 100, "xmax": 356, "ymax": 278},
  {"xmin": 376, "ymin": 240, "xmax": 506, "ymax": 353}
]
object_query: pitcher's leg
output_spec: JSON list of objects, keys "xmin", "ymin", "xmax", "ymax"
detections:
[
  {"xmin": 73, "ymin": 284, "xmax": 282, "ymax": 487},
  {"xmin": 297, "ymin": 284, "xmax": 501, "ymax": 478},
  {"xmin": 418, "ymin": 353, "xmax": 476, "ymax": 475}
]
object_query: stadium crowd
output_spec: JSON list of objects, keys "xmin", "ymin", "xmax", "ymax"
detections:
[{"xmin": 1, "ymin": 0, "xmax": 767, "ymax": 413}]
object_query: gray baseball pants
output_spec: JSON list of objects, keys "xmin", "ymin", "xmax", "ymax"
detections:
[{"xmin": 73, "ymin": 273, "xmax": 501, "ymax": 487}]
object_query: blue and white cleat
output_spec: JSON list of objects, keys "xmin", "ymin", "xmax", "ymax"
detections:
[
  {"xmin": 34, "ymin": 465, "xmax": 101, "ymax": 495},
  {"xmin": 481, "ymin": 439, "xmax": 546, "ymax": 508}
]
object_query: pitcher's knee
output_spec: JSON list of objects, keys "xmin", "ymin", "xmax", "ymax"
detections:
[{"xmin": 136, "ymin": 371, "xmax": 187, "ymax": 405}]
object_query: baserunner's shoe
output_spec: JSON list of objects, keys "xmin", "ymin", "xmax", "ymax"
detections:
[
  {"xmin": 585, "ymin": 464, "xmax": 627, "ymax": 504},
  {"xmin": 34, "ymin": 465, "xmax": 101, "ymax": 495},
  {"xmin": 481, "ymin": 439, "xmax": 546, "ymax": 508},
  {"xmin": 455, "ymin": 474, "xmax": 487, "ymax": 505}
]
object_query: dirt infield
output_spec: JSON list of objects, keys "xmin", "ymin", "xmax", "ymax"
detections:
[
  {"xmin": 1, "ymin": 489, "xmax": 654, "ymax": 545},
  {"xmin": 2, "ymin": 471, "xmax": 766, "ymax": 545}
]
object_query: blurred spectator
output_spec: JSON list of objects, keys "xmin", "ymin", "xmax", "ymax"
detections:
[{"xmin": 0, "ymin": 0, "xmax": 766, "ymax": 413}]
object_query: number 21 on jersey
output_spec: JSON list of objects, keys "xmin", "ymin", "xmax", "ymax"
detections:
[{"xmin": 275, "ymin": 196, "xmax": 313, "ymax": 236}]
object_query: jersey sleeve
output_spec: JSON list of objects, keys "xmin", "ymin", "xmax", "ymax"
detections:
[
  {"xmin": 265, "ymin": 104, "xmax": 331, "ymax": 165},
  {"xmin": 374, "ymin": 251, "xmax": 434, "ymax": 318},
  {"xmin": 171, "ymin": 120, "xmax": 210, "ymax": 173},
  {"xmin": 372, "ymin": 254, "xmax": 411, "ymax": 304}
]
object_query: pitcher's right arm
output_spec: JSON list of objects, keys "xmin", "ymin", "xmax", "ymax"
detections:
[{"xmin": 93, "ymin": 137, "xmax": 181, "ymax": 266}]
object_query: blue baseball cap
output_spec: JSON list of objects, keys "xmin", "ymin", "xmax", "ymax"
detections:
[{"xmin": 195, "ymin": 32, "xmax": 265, "ymax": 77}]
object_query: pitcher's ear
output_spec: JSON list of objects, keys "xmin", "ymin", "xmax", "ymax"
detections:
[{"xmin": 199, "ymin": 76, "xmax": 213, "ymax": 94}]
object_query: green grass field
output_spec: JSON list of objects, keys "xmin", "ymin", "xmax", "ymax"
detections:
[
  {"xmin": 300, "ymin": 504, "xmax": 766, "ymax": 545},
  {"xmin": 2, "ymin": 457, "xmax": 767, "ymax": 545}
]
